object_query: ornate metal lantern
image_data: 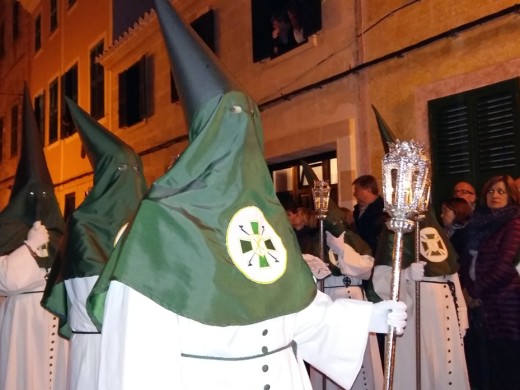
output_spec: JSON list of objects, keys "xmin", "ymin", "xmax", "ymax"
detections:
[{"xmin": 381, "ymin": 140, "xmax": 431, "ymax": 390}]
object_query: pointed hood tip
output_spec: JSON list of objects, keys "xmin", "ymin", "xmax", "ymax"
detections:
[
  {"xmin": 372, "ymin": 104, "xmax": 398, "ymax": 155},
  {"xmin": 153, "ymin": 0, "xmax": 242, "ymax": 129},
  {"xmin": 65, "ymin": 98, "xmax": 139, "ymax": 173}
]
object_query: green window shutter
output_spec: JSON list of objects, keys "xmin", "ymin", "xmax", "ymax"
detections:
[{"xmin": 429, "ymin": 78, "xmax": 520, "ymax": 207}]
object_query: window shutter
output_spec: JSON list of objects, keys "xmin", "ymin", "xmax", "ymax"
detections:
[
  {"xmin": 476, "ymin": 91, "xmax": 518, "ymax": 172},
  {"xmin": 429, "ymin": 78, "xmax": 520, "ymax": 208}
]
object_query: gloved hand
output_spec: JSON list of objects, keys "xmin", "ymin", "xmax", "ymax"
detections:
[
  {"xmin": 404, "ymin": 261, "xmax": 426, "ymax": 281},
  {"xmin": 302, "ymin": 254, "xmax": 331, "ymax": 280},
  {"xmin": 25, "ymin": 221, "xmax": 49, "ymax": 251},
  {"xmin": 326, "ymin": 231, "xmax": 345, "ymax": 257},
  {"xmin": 368, "ymin": 300, "xmax": 407, "ymax": 335}
]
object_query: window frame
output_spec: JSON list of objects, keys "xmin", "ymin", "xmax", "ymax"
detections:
[{"xmin": 428, "ymin": 77, "xmax": 520, "ymax": 207}]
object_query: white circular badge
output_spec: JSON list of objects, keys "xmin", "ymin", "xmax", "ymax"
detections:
[
  {"xmin": 226, "ymin": 206, "xmax": 287, "ymax": 284},
  {"xmin": 419, "ymin": 226, "xmax": 448, "ymax": 262}
]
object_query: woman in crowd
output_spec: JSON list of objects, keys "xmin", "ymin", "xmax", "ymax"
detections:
[
  {"xmin": 460, "ymin": 175, "xmax": 520, "ymax": 390},
  {"xmin": 440, "ymin": 196, "xmax": 473, "ymax": 255}
]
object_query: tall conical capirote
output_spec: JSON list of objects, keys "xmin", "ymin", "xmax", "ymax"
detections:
[
  {"xmin": 371, "ymin": 105, "xmax": 398, "ymax": 154},
  {"xmin": 0, "ymin": 83, "xmax": 64, "ymax": 261},
  {"xmin": 87, "ymin": 0, "xmax": 316, "ymax": 329},
  {"xmin": 154, "ymin": 0, "xmax": 239, "ymax": 134},
  {"xmin": 300, "ymin": 160, "xmax": 372, "ymax": 257},
  {"xmin": 42, "ymin": 98, "xmax": 148, "ymax": 338},
  {"xmin": 372, "ymin": 106, "xmax": 459, "ymax": 276}
]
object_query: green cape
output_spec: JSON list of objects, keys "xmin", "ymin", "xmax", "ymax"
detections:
[
  {"xmin": 42, "ymin": 99, "xmax": 147, "ymax": 338},
  {"xmin": 88, "ymin": 91, "xmax": 316, "ymax": 328}
]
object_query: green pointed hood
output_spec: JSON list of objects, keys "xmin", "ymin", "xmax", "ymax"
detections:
[
  {"xmin": 0, "ymin": 84, "xmax": 64, "ymax": 265},
  {"xmin": 371, "ymin": 106, "xmax": 458, "ymax": 275},
  {"xmin": 87, "ymin": 0, "xmax": 316, "ymax": 329},
  {"xmin": 42, "ymin": 99, "xmax": 148, "ymax": 338}
]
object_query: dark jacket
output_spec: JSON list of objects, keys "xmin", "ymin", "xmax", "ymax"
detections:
[
  {"xmin": 466, "ymin": 216, "xmax": 520, "ymax": 340},
  {"xmin": 353, "ymin": 196, "xmax": 385, "ymax": 255}
]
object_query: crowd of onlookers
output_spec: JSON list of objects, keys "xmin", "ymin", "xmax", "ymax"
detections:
[{"xmin": 286, "ymin": 174, "xmax": 520, "ymax": 390}]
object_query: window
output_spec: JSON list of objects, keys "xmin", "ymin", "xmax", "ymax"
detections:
[
  {"xmin": 35, "ymin": 14, "xmax": 41, "ymax": 52},
  {"xmin": 34, "ymin": 92, "xmax": 46, "ymax": 146},
  {"xmin": 10, "ymin": 104, "xmax": 18, "ymax": 157},
  {"xmin": 49, "ymin": 78, "xmax": 59, "ymax": 144},
  {"xmin": 90, "ymin": 41, "xmax": 105, "ymax": 119},
  {"xmin": 0, "ymin": 23, "xmax": 5, "ymax": 58},
  {"xmin": 63, "ymin": 192, "xmax": 76, "ymax": 222},
  {"xmin": 251, "ymin": 0, "xmax": 322, "ymax": 62},
  {"xmin": 0, "ymin": 117, "xmax": 3, "ymax": 163},
  {"xmin": 12, "ymin": 1, "xmax": 20, "ymax": 41},
  {"xmin": 61, "ymin": 63, "xmax": 78, "ymax": 138},
  {"xmin": 429, "ymin": 78, "xmax": 520, "ymax": 205},
  {"xmin": 50, "ymin": 0, "xmax": 58, "ymax": 33},
  {"xmin": 191, "ymin": 10, "xmax": 216, "ymax": 53},
  {"xmin": 270, "ymin": 151, "xmax": 337, "ymax": 209},
  {"xmin": 118, "ymin": 55, "xmax": 153, "ymax": 127}
]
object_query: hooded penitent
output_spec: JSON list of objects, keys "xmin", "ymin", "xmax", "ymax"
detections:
[
  {"xmin": 42, "ymin": 98, "xmax": 148, "ymax": 337},
  {"xmin": 0, "ymin": 84, "xmax": 64, "ymax": 268},
  {"xmin": 87, "ymin": 0, "xmax": 316, "ymax": 328},
  {"xmin": 371, "ymin": 105, "xmax": 459, "ymax": 276},
  {"xmin": 300, "ymin": 160, "xmax": 372, "ymax": 259}
]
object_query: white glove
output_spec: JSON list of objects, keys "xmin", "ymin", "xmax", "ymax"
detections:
[
  {"xmin": 369, "ymin": 300, "xmax": 407, "ymax": 335},
  {"xmin": 26, "ymin": 221, "xmax": 49, "ymax": 250},
  {"xmin": 302, "ymin": 254, "xmax": 331, "ymax": 280},
  {"xmin": 404, "ymin": 261, "xmax": 426, "ymax": 281},
  {"xmin": 326, "ymin": 231, "xmax": 345, "ymax": 257}
]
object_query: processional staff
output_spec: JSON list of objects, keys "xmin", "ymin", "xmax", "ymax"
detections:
[
  {"xmin": 311, "ymin": 179, "xmax": 331, "ymax": 293},
  {"xmin": 381, "ymin": 140, "xmax": 431, "ymax": 390}
]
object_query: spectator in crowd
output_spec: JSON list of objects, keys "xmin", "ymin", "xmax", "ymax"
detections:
[
  {"xmin": 459, "ymin": 175, "xmax": 520, "ymax": 390},
  {"xmin": 453, "ymin": 181, "xmax": 478, "ymax": 210},
  {"xmin": 352, "ymin": 175, "xmax": 385, "ymax": 255},
  {"xmin": 286, "ymin": 2, "xmax": 306, "ymax": 44},
  {"xmin": 440, "ymin": 197, "xmax": 473, "ymax": 256},
  {"xmin": 270, "ymin": 10, "xmax": 297, "ymax": 58}
]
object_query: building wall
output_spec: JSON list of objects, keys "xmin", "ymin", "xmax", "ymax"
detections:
[
  {"xmin": 0, "ymin": 0, "xmax": 519, "ymax": 213},
  {"xmin": 0, "ymin": 0, "xmax": 31, "ymax": 207}
]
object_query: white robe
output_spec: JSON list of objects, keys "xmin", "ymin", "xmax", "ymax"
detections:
[
  {"xmin": 0, "ymin": 245, "xmax": 69, "ymax": 390},
  {"xmin": 310, "ymin": 249, "xmax": 383, "ymax": 390},
  {"xmin": 373, "ymin": 265, "xmax": 470, "ymax": 390},
  {"xmin": 97, "ymin": 281, "xmax": 375, "ymax": 390},
  {"xmin": 64, "ymin": 275, "xmax": 101, "ymax": 390}
]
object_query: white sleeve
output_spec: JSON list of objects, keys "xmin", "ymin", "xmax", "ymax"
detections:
[
  {"xmin": 294, "ymin": 290, "xmax": 373, "ymax": 390},
  {"xmin": 332, "ymin": 243, "xmax": 374, "ymax": 279},
  {"xmin": 0, "ymin": 245, "xmax": 47, "ymax": 294},
  {"xmin": 98, "ymin": 281, "xmax": 182, "ymax": 390}
]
